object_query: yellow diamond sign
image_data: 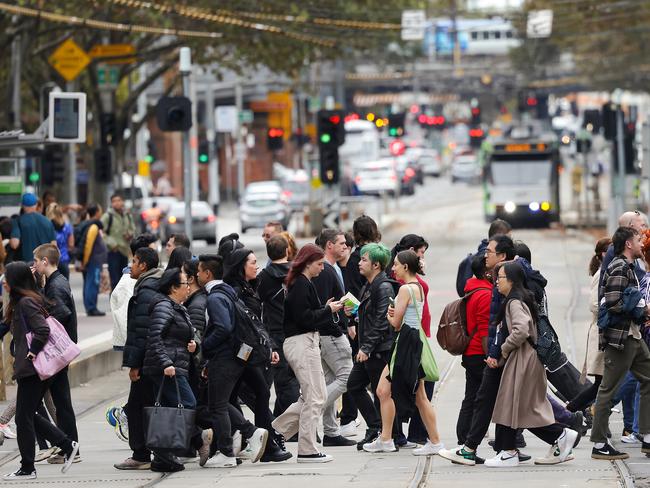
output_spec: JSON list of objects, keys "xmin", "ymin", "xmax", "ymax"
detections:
[{"xmin": 49, "ymin": 39, "xmax": 90, "ymax": 82}]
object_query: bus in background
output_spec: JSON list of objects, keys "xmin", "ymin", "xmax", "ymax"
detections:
[{"xmin": 483, "ymin": 127, "xmax": 560, "ymax": 226}]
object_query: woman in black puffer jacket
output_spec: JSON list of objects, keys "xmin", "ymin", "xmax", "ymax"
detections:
[{"xmin": 143, "ymin": 267, "xmax": 211, "ymax": 472}]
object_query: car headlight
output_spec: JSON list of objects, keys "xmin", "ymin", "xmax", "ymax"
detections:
[
  {"xmin": 528, "ymin": 202, "xmax": 540, "ymax": 212},
  {"xmin": 504, "ymin": 201, "xmax": 516, "ymax": 213}
]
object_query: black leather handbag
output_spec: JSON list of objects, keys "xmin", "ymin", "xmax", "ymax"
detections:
[{"xmin": 144, "ymin": 376, "xmax": 196, "ymax": 451}]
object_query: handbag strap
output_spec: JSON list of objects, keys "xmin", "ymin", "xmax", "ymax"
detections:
[
  {"xmin": 406, "ymin": 283, "xmax": 423, "ymax": 323},
  {"xmin": 156, "ymin": 375, "xmax": 184, "ymax": 409}
]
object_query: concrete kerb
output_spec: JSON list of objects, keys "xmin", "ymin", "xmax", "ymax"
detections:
[{"xmin": 68, "ymin": 335, "xmax": 122, "ymax": 388}]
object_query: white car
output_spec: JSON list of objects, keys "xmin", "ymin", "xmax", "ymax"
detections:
[
  {"xmin": 353, "ymin": 159, "xmax": 400, "ymax": 196},
  {"xmin": 418, "ymin": 150, "xmax": 443, "ymax": 177},
  {"xmin": 451, "ymin": 154, "xmax": 481, "ymax": 183}
]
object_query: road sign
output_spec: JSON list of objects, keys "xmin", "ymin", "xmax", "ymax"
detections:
[
  {"xmin": 215, "ymin": 106, "xmax": 238, "ymax": 133},
  {"xmin": 239, "ymin": 109, "xmax": 254, "ymax": 124},
  {"xmin": 97, "ymin": 64, "xmax": 120, "ymax": 89},
  {"xmin": 48, "ymin": 39, "xmax": 91, "ymax": 82},
  {"xmin": 89, "ymin": 44, "xmax": 136, "ymax": 64},
  {"xmin": 527, "ymin": 10, "xmax": 553, "ymax": 38},
  {"xmin": 401, "ymin": 10, "xmax": 426, "ymax": 41}
]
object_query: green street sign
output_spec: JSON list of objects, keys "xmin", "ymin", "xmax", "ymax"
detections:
[{"xmin": 239, "ymin": 110, "xmax": 254, "ymax": 124}]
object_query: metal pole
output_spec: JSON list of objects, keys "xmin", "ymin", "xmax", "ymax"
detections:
[
  {"xmin": 11, "ymin": 33, "xmax": 21, "ymax": 130},
  {"xmin": 180, "ymin": 48, "xmax": 193, "ymax": 242},
  {"xmin": 235, "ymin": 81, "xmax": 245, "ymax": 199},
  {"xmin": 189, "ymin": 70, "xmax": 199, "ymax": 201},
  {"xmin": 616, "ymin": 106, "xmax": 626, "ymax": 216},
  {"xmin": 66, "ymin": 81, "xmax": 77, "ymax": 204},
  {"xmin": 205, "ymin": 81, "xmax": 220, "ymax": 214}
]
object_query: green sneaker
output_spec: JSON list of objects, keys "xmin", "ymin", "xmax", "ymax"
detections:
[{"xmin": 438, "ymin": 447, "xmax": 478, "ymax": 466}]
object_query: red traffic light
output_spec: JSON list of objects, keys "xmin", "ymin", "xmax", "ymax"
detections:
[
  {"xmin": 410, "ymin": 104, "xmax": 419, "ymax": 114},
  {"xmin": 469, "ymin": 128, "xmax": 484, "ymax": 138},
  {"xmin": 471, "ymin": 107, "xmax": 480, "ymax": 116},
  {"xmin": 527, "ymin": 97, "xmax": 538, "ymax": 106},
  {"xmin": 329, "ymin": 115, "xmax": 341, "ymax": 124},
  {"xmin": 268, "ymin": 128, "xmax": 284, "ymax": 138},
  {"xmin": 389, "ymin": 140, "xmax": 406, "ymax": 156},
  {"xmin": 418, "ymin": 114, "xmax": 427, "ymax": 124}
]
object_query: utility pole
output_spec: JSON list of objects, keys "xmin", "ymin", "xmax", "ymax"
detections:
[
  {"xmin": 615, "ymin": 103, "xmax": 626, "ymax": 218},
  {"xmin": 65, "ymin": 81, "xmax": 77, "ymax": 204},
  {"xmin": 205, "ymin": 81, "xmax": 220, "ymax": 213},
  {"xmin": 189, "ymin": 70, "xmax": 199, "ymax": 201},
  {"xmin": 235, "ymin": 81, "xmax": 245, "ymax": 199},
  {"xmin": 180, "ymin": 48, "xmax": 193, "ymax": 242}
]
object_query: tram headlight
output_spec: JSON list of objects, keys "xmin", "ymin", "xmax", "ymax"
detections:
[
  {"xmin": 541, "ymin": 201, "xmax": 551, "ymax": 212},
  {"xmin": 529, "ymin": 201, "xmax": 540, "ymax": 212},
  {"xmin": 504, "ymin": 201, "xmax": 516, "ymax": 213}
]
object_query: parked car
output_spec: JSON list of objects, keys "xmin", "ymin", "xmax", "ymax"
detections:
[
  {"xmin": 161, "ymin": 201, "xmax": 217, "ymax": 244},
  {"xmin": 353, "ymin": 159, "xmax": 400, "ymax": 196},
  {"xmin": 280, "ymin": 170, "xmax": 309, "ymax": 212},
  {"xmin": 244, "ymin": 180, "xmax": 283, "ymax": 197},
  {"xmin": 451, "ymin": 152, "xmax": 481, "ymax": 184},
  {"xmin": 418, "ymin": 149, "xmax": 443, "ymax": 177},
  {"xmin": 240, "ymin": 187, "xmax": 291, "ymax": 233}
]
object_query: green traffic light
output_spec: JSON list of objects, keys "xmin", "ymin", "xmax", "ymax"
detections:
[
  {"xmin": 320, "ymin": 133, "xmax": 331, "ymax": 144},
  {"xmin": 29, "ymin": 172, "xmax": 40, "ymax": 183},
  {"xmin": 389, "ymin": 128, "xmax": 397, "ymax": 136},
  {"xmin": 144, "ymin": 155, "xmax": 154, "ymax": 163},
  {"xmin": 199, "ymin": 154, "xmax": 209, "ymax": 163}
]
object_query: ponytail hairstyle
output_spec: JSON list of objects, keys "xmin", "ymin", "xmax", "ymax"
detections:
[
  {"xmin": 388, "ymin": 234, "xmax": 428, "ymax": 275},
  {"xmin": 285, "ymin": 244, "xmax": 324, "ymax": 288},
  {"xmin": 590, "ymin": 237, "xmax": 612, "ymax": 276}
]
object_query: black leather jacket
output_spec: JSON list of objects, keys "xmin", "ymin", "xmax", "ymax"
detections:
[
  {"xmin": 43, "ymin": 270, "xmax": 78, "ymax": 343},
  {"xmin": 357, "ymin": 271, "xmax": 396, "ymax": 356},
  {"xmin": 143, "ymin": 295, "xmax": 194, "ymax": 377}
]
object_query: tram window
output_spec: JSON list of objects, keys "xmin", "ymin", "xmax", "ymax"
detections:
[
  {"xmin": 506, "ymin": 30, "xmax": 514, "ymax": 39},
  {"xmin": 471, "ymin": 32, "xmax": 478, "ymax": 40},
  {"xmin": 495, "ymin": 31, "xmax": 502, "ymax": 39},
  {"xmin": 490, "ymin": 160, "xmax": 552, "ymax": 185},
  {"xmin": 482, "ymin": 31, "xmax": 490, "ymax": 40}
]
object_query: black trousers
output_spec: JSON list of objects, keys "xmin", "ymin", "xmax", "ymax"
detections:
[
  {"xmin": 48, "ymin": 367, "xmax": 78, "ymax": 443},
  {"xmin": 567, "ymin": 375, "xmax": 602, "ymax": 412},
  {"xmin": 126, "ymin": 375, "xmax": 155, "ymax": 462},
  {"xmin": 269, "ymin": 332, "xmax": 300, "ymax": 417},
  {"xmin": 346, "ymin": 352, "xmax": 388, "ymax": 431},
  {"xmin": 340, "ymin": 334, "xmax": 359, "ymax": 426},
  {"xmin": 231, "ymin": 365, "xmax": 274, "ymax": 432},
  {"xmin": 495, "ymin": 423, "xmax": 564, "ymax": 452},
  {"xmin": 16, "ymin": 375, "xmax": 72, "ymax": 472},
  {"xmin": 456, "ymin": 355, "xmax": 486, "ymax": 445},
  {"xmin": 464, "ymin": 365, "xmax": 503, "ymax": 450},
  {"xmin": 546, "ymin": 356, "xmax": 592, "ymax": 402},
  {"xmin": 407, "ymin": 381, "xmax": 434, "ymax": 443},
  {"xmin": 208, "ymin": 356, "xmax": 245, "ymax": 457}
]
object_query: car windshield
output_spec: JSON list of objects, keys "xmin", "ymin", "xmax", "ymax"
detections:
[{"xmin": 245, "ymin": 194, "xmax": 280, "ymax": 207}]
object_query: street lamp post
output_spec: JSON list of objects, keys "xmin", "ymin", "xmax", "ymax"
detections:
[{"xmin": 180, "ymin": 47, "xmax": 193, "ymax": 242}]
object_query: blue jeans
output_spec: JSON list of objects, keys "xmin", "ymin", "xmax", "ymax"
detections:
[
  {"xmin": 150, "ymin": 375, "xmax": 197, "ymax": 409},
  {"xmin": 82, "ymin": 263, "xmax": 101, "ymax": 313},
  {"xmin": 612, "ymin": 371, "xmax": 639, "ymax": 433}
]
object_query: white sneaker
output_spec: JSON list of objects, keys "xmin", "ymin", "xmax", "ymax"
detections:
[
  {"xmin": 485, "ymin": 450, "xmax": 519, "ymax": 468},
  {"xmin": 363, "ymin": 437, "xmax": 397, "ymax": 453},
  {"xmin": 534, "ymin": 444, "xmax": 575, "ymax": 465},
  {"xmin": 239, "ymin": 428, "xmax": 268, "ymax": 463},
  {"xmin": 340, "ymin": 422, "xmax": 357, "ymax": 438},
  {"xmin": 556, "ymin": 428, "xmax": 578, "ymax": 462},
  {"xmin": 62, "ymin": 441, "xmax": 80, "ymax": 474},
  {"xmin": 297, "ymin": 453, "xmax": 333, "ymax": 463},
  {"xmin": 34, "ymin": 447, "xmax": 58, "ymax": 463},
  {"xmin": 0, "ymin": 424, "xmax": 16, "ymax": 439},
  {"xmin": 621, "ymin": 433, "xmax": 641, "ymax": 444},
  {"xmin": 400, "ymin": 441, "xmax": 419, "ymax": 449},
  {"xmin": 209, "ymin": 452, "xmax": 237, "ymax": 468},
  {"xmin": 413, "ymin": 440, "xmax": 444, "ymax": 456},
  {"xmin": 232, "ymin": 430, "xmax": 243, "ymax": 456}
]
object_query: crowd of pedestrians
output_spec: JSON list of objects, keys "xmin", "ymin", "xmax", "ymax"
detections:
[{"xmin": 0, "ymin": 189, "xmax": 647, "ymax": 479}]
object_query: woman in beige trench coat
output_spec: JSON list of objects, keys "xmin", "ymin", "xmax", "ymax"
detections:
[
  {"xmin": 486, "ymin": 261, "xmax": 579, "ymax": 468},
  {"xmin": 567, "ymin": 237, "xmax": 610, "ymax": 413}
]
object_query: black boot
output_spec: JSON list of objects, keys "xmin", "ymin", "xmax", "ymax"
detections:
[
  {"xmin": 260, "ymin": 433, "xmax": 292, "ymax": 462},
  {"xmin": 356, "ymin": 428, "xmax": 379, "ymax": 451}
]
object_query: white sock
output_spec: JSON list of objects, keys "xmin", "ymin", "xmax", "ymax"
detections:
[
  {"xmin": 644, "ymin": 434, "xmax": 650, "ymax": 443},
  {"xmin": 594, "ymin": 442, "xmax": 606, "ymax": 449}
]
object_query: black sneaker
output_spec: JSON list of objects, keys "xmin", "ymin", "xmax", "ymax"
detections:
[
  {"xmin": 357, "ymin": 429, "xmax": 380, "ymax": 451},
  {"xmin": 517, "ymin": 450, "xmax": 532, "ymax": 462},
  {"xmin": 3, "ymin": 468, "xmax": 36, "ymax": 480},
  {"xmin": 323, "ymin": 435, "xmax": 356, "ymax": 447},
  {"xmin": 592, "ymin": 443, "xmax": 629, "ymax": 460},
  {"xmin": 642, "ymin": 441, "xmax": 650, "ymax": 454}
]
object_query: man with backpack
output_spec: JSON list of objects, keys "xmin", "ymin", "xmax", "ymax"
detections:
[
  {"xmin": 344, "ymin": 243, "xmax": 396, "ymax": 450},
  {"xmin": 76, "ymin": 204, "xmax": 107, "ymax": 317},
  {"xmin": 197, "ymin": 254, "xmax": 268, "ymax": 468},
  {"xmin": 455, "ymin": 219, "xmax": 511, "ymax": 297},
  {"xmin": 101, "ymin": 194, "xmax": 136, "ymax": 291},
  {"xmin": 257, "ymin": 235, "xmax": 299, "ymax": 417}
]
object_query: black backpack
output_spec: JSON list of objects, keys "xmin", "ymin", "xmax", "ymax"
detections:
[
  {"xmin": 533, "ymin": 315, "xmax": 564, "ymax": 370},
  {"xmin": 230, "ymin": 298, "xmax": 273, "ymax": 368}
]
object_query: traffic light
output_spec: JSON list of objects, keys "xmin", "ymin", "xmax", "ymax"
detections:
[
  {"xmin": 583, "ymin": 109, "xmax": 602, "ymax": 133},
  {"xmin": 99, "ymin": 113, "xmax": 117, "ymax": 146},
  {"xmin": 267, "ymin": 128, "xmax": 284, "ymax": 151},
  {"xmin": 94, "ymin": 148, "xmax": 112, "ymax": 183},
  {"xmin": 198, "ymin": 140, "xmax": 209, "ymax": 164},
  {"xmin": 469, "ymin": 127, "xmax": 485, "ymax": 148},
  {"xmin": 535, "ymin": 94, "xmax": 549, "ymax": 120},
  {"xmin": 42, "ymin": 145, "xmax": 65, "ymax": 185},
  {"xmin": 317, "ymin": 110, "xmax": 345, "ymax": 184},
  {"xmin": 471, "ymin": 106, "xmax": 481, "ymax": 126},
  {"xmin": 602, "ymin": 103, "xmax": 618, "ymax": 140},
  {"xmin": 388, "ymin": 113, "xmax": 406, "ymax": 137},
  {"xmin": 612, "ymin": 123, "xmax": 637, "ymax": 174},
  {"xmin": 156, "ymin": 96, "xmax": 192, "ymax": 132}
]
